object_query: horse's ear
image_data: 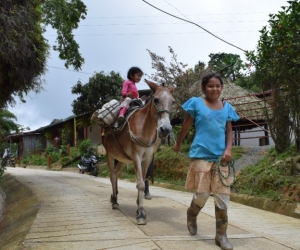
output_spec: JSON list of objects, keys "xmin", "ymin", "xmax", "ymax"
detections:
[
  {"xmin": 168, "ymin": 86, "xmax": 175, "ymax": 94},
  {"xmin": 144, "ymin": 79, "xmax": 159, "ymax": 93}
]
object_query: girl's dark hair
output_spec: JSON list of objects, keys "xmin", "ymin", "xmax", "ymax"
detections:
[
  {"xmin": 127, "ymin": 67, "xmax": 143, "ymax": 80},
  {"xmin": 201, "ymin": 72, "xmax": 223, "ymax": 87}
]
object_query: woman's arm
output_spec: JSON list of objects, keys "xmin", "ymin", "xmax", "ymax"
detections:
[
  {"xmin": 173, "ymin": 114, "xmax": 194, "ymax": 153},
  {"xmin": 223, "ymin": 121, "xmax": 233, "ymax": 161}
]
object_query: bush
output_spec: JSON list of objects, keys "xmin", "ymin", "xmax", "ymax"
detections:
[
  {"xmin": 60, "ymin": 145, "xmax": 68, "ymax": 156},
  {"xmin": 20, "ymin": 154, "xmax": 48, "ymax": 166},
  {"xmin": 70, "ymin": 147, "xmax": 80, "ymax": 158},
  {"xmin": 61, "ymin": 156, "xmax": 72, "ymax": 166},
  {"xmin": 45, "ymin": 145, "xmax": 59, "ymax": 155},
  {"xmin": 78, "ymin": 139, "xmax": 96, "ymax": 157}
]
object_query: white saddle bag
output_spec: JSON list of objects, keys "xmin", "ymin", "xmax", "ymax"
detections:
[{"xmin": 93, "ymin": 99, "xmax": 121, "ymax": 126}]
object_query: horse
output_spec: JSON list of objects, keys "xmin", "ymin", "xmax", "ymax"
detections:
[{"xmin": 101, "ymin": 79, "xmax": 175, "ymax": 225}]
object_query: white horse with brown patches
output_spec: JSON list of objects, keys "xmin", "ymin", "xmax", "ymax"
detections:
[{"xmin": 102, "ymin": 80, "xmax": 175, "ymax": 225}]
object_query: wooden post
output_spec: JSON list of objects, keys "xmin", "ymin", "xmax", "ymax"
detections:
[
  {"xmin": 67, "ymin": 144, "xmax": 70, "ymax": 155},
  {"xmin": 48, "ymin": 155, "xmax": 51, "ymax": 168},
  {"xmin": 74, "ymin": 117, "xmax": 77, "ymax": 147},
  {"xmin": 18, "ymin": 156, "xmax": 20, "ymax": 165}
]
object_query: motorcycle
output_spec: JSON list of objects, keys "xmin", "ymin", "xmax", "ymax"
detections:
[
  {"xmin": 1, "ymin": 149, "xmax": 16, "ymax": 168},
  {"xmin": 78, "ymin": 155, "xmax": 98, "ymax": 176}
]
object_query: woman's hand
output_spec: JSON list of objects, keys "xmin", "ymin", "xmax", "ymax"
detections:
[
  {"xmin": 222, "ymin": 148, "xmax": 232, "ymax": 163},
  {"xmin": 173, "ymin": 143, "xmax": 180, "ymax": 154}
]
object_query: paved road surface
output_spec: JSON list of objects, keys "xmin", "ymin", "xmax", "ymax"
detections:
[{"xmin": 3, "ymin": 168, "xmax": 300, "ymax": 250}]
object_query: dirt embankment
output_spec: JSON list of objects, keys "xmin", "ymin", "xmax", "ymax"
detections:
[{"xmin": 0, "ymin": 174, "xmax": 40, "ymax": 250}]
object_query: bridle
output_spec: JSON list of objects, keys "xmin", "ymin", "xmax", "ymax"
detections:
[
  {"xmin": 152, "ymin": 98, "xmax": 173, "ymax": 119},
  {"xmin": 128, "ymin": 95, "xmax": 173, "ymax": 147}
]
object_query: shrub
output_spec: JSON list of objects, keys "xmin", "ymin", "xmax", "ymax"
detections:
[
  {"xmin": 45, "ymin": 145, "xmax": 59, "ymax": 155},
  {"xmin": 78, "ymin": 139, "xmax": 96, "ymax": 157}
]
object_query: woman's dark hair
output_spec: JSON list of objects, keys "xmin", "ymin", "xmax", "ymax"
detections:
[
  {"xmin": 201, "ymin": 72, "xmax": 223, "ymax": 87},
  {"xmin": 127, "ymin": 67, "xmax": 143, "ymax": 80}
]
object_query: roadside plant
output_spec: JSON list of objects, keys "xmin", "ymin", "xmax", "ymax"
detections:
[{"xmin": 78, "ymin": 139, "xmax": 95, "ymax": 157}]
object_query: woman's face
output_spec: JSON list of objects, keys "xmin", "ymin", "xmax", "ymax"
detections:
[
  {"xmin": 131, "ymin": 72, "xmax": 143, "ymax": 83},
  {"xmin": 202, "ymin": 77, "xmax": 223, "ymax": 100}
]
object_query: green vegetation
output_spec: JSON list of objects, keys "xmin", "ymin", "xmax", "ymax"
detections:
[
  {"xmin": 19, "ymin": 139, "xmax": 95, "ymax": 167},
  {"xmin": 71, "ymin": 71, "xmax": 123, "ymax": 115},
  {"xmin": 0, "ymin": 0, "xmax": 87, "ymax": 108},
  {"xmin": 233, "ymin": 145, "xmax": 300, "ymax": 204}
]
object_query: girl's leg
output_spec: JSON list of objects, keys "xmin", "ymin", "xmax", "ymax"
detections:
[
  {"xmin": 117, "ymin": 107, "xmax": 128, "ymax": 122},
  {"xmin": 117, "ymin": 97, "xmax": 131, "ymax": 122},
  {"xmin": 187, "ymin": 192, "xmax": 210, "ymax": 235},
  {"xmin": 214, "ymin": 194, "xmax": 233, "ymax": 250}
]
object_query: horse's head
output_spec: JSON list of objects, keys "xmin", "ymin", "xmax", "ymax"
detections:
[{"xmin": 145, "ymin": 79, "xmax": 175, "ymax": 138}]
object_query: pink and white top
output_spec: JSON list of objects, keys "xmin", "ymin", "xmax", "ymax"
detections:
[{"xmin": 121, "ymin": 80, "xmax": 139, "ymax": 98}]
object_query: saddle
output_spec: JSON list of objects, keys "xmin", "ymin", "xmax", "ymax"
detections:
[{"xmin": 104, "ymin": 97, "xmax": 145, "ymax": 136}]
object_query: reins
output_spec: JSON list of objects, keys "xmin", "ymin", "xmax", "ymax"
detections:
[
  {"xmin": 127, "ymin": 97, "xmax": 173, "ymax": 147},
  {"xmin": 213, "ymin": 157, "xmax": 236, "ymax": 187}
]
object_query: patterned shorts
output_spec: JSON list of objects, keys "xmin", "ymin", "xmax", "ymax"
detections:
[{"xmin": 185, "ymin": 159, "xmax": 233, "ymax": 195}]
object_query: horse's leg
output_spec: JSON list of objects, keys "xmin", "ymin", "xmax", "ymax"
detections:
[
  {"xmin": 135, "ymin": 155, "xmax": 153, "ymax": 225},
  {"xmin": 114, "ymin": 159, "xmax": 126, "ymax": 200},
  {"xmin": 108, "ymin": 155, "xmax": 119, "ymax": 209},
  {"xmin": 136, "ymin": 190, "xmax": 147, "ymax": 225}
]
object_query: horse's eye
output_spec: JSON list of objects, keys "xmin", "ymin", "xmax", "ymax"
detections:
[
  {"xmin": 172, "ymin": 100, "xmax": 175, "ymax": 105},
  {"xmin": 153, "ymin": 98, "xmax": 159, "ymax": 104}
]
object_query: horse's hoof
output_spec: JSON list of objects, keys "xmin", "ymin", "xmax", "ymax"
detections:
[
  {"xmin": 112, "ymin": 203, "xmax": 119, "ymax": 210},
  {"xmin": 137, "ymin": 218, "xmax": 146, "ymax": 225},
  {"xmin": 136, "ymin": 207, "xmax": 146, "ymax": 225},
  {"xmin": 144, "ymin": 194, "xmax": 152, "ymax": 200}
]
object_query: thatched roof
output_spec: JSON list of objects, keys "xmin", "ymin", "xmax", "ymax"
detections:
[{"xmin": 190, "ymin": 80, "xmax": 273, "ymax": 122}]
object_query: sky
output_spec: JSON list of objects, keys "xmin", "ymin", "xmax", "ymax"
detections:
[{"xmin": 8, "ymin": 0, "xmax": 289, "ymax": 131}]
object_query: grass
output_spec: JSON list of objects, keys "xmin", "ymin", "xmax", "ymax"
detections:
[{"xmin": 232, "ymin": 145, "xmax": 300, "ymax": 204}]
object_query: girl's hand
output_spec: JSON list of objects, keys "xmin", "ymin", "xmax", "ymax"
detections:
[
  {"xmin": 173, "ymin": 143, "xmax": 180, "ymax": 154},
  {"xmin": 126, "ymin": 92, "xmax": 133, "ymax": 98},
  {"xmin": 222, "ymin": 148, "xmax": 232, "ymax": 163}
]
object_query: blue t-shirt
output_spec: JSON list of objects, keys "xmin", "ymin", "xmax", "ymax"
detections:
[{"xmin": 182, "ymin": 97, "xmax": 239, "ymax": 161}]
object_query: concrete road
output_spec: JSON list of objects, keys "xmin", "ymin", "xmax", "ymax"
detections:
[{"xmin": 3, "ymin": 167, "xmax": 300, "ymax": 250}]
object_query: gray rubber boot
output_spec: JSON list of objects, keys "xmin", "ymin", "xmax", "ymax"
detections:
[
  {"xmin": 187, "ymin": 193, "xmax": 210, "ymax": 235},
  {"xmin": 187, "ymin": 200, "xmax": 201, "ymax": 235},
  {"xmin": 144, "ymin": 179, "xmax": 151, "ymax": 200},
  {"xmin": 215, "ymin": 206, "xmax": 233, "ymax": 250}
]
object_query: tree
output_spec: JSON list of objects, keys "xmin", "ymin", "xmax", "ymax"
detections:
[
  {"xmin": 246, "ymin": 0, "xmax": 300, "ymax": 152},
  {"xmin": 0, "ymin": 109, "xmax": 19, "ymax": 142},
  {"xmin": 0, "ymin": 0, "xmax": 87, "ymax": 108},
  {"xmin": 147, "ymin": 46, "xmax": 210, "ymax": 119},
  {"xmin": 208, "ymin": 53, "xmax": 247, "ymax": 82},
  {"xmin": 207, "ymin": 52, "xmax": 262, "ymax": 92},
  {"xmin": 42, "ymin": 0, "xmax": 87, "ymax": 70},
  {"xmin": 71, "ymin": 71, "xmax": 123, "ymax": 115}
]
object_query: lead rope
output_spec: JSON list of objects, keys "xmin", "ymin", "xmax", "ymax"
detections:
[{"xmin": 213, "ymin": 157, "xmax": 236, "ymax": 187}]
